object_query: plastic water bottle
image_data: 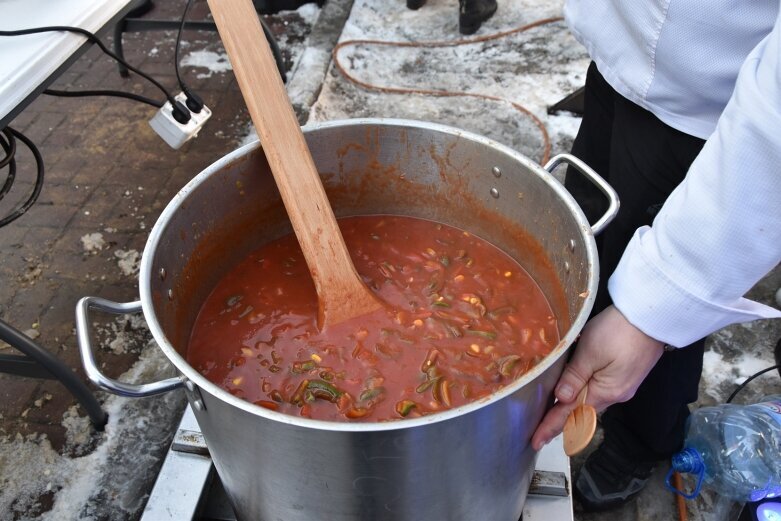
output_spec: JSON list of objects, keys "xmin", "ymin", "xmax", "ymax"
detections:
[{"xmin": 666, "ymin": 395, "xmax": 781, "ymax": 502}]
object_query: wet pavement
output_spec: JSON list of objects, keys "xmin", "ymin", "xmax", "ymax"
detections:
[{"xmin": 1, "ymin": 0, "xmax": 779, "ymax": 520}]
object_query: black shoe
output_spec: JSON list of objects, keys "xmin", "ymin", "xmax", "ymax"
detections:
[
  {"xmin": 458, "ymin": 0, "xmax": 498, "ymax": 35},
  {"xmin": 574, "ymin": 442, "xmax": 656, "ymax": 512},
  {"xmin": 407, "ymin": 0, "xmax": 426, "ymax": 9}
]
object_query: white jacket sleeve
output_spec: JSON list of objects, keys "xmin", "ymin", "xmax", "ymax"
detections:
[{"xmin": 607, "ymin": 7, "xmax": 781, "ymax": 348}]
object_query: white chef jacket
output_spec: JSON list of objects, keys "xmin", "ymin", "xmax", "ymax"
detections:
[{"xmin": 565, "ymin": 0, "xmax": 781, "ymax": 347}]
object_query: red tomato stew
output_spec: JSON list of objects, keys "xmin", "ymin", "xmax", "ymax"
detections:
[{"xmin": 187, "ymin": 215, "xmax": 559, "ymax": 421}]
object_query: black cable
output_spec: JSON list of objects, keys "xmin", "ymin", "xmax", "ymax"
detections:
[
  {"xmin": 43, "ymin": 88, "xmax": 163, "ymax": 108},
  {"xmin": 0, "ymin": 319, "xmax": 107, "ymax": 429},
  {"xmin": 263, "ymin": 16, "xmax": 288, "ymax": 84},
  {"xmin": 0, "ymin": 127, "xmax": 45, "ymax": 228},
  {"xmin": 0, "ymin": 129, "xmax": 17, "ymax": 201},
  {"xmin": 175, "ymin": 0, "xmax": 195, "ymax": 91},
  {"xmin": 726, "ymin": 364, "xmax": 781, "ymax": 404},
  {"xmin": 174, "ymin": 0, "xmax": 286, "ymax": 100},
  {"xmin": 0, "ymin": 26, "xmax": 190, "ymax": 122},
  {"xmin": 175, "ymin": 0, "xmax": 204, "ymax": 113},
  {"xmin": 0, "ymin": 127, "xmax": 16, "ymax": 169},
  {"xmin": 0, "ymin": 26, "xmax": 175, "ymax": 104}
]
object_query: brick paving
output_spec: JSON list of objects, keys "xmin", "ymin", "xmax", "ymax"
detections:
[{"xmin": 1, "ymin": 0, "xmax": 323, "ymax": 499}]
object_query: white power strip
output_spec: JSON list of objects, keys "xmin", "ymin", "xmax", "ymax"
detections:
[{"xmin": 149, "ymin": 92, "xmax": 212, "ymax": 149}]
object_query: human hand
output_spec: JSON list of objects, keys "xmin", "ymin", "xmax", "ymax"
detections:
[{"xmin": 531, "ymin": 305, "xmax": 665, "ymax": 450}]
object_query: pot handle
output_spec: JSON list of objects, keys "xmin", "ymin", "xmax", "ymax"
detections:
[
  {"xmin": 76, "ymin": 296, "xmax": 184, "ymax": 397},
  {"xmin": 544, "ymin": 154, "xmax": 619, "ymax": 235}
]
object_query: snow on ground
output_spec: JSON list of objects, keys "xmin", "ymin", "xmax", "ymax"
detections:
[
  {"xmin": 80, "ymin": 233, "xmax": 106, "ymax": 254},
  {"xmin": 701, "ymin": 317, "xmax": 780, "ymax": 405},
  {"xmin": 94, "ymin": 314, "xmax": 152, "ymax": 356},
  {"xmin": 114, "ymin": 249, "xmax": 141, "ymax": 278},
  {"xmin": 180, "ymin": 49, "xmax": 232, "ymax": 79},
  {"xmin": 0, "ymin": 342, "xmax": 185, "ymax": 521},
  {"xmin": 309, "ymin": 0, "xmax": 588, "ymax": 166}
]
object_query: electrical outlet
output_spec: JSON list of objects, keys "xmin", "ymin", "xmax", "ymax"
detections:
[{"xmin": 149, "ymin": 92, "xmax": 212, "ymax": 149}]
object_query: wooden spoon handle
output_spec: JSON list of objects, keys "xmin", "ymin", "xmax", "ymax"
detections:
[{"xmin": 207, "ymin": 0, "xmax": 380, "ymax": 327}]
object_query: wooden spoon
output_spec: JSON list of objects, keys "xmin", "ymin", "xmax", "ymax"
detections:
[
  {"xmin": 562, "ymin": 386, "xmax": 597, "ymax": 456},
  {"xmin": 207, "ymin": 0, "xmax": 382, "ymax": 329}
]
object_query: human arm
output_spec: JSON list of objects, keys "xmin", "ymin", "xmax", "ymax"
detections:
[{"xmin": 532, "ymin": 7, "xmax": 781, "ymax": 450}]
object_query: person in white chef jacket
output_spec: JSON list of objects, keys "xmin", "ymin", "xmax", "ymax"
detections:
[{"xmin": 531, "ymin": 0, "xmax": 781, "ymax": 511}]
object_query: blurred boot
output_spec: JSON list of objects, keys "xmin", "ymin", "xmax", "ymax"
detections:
[
  {"xmin": 459, "ymin": 0, "xmax": 498, "ymax": 35},
  {"xmin": 407, "ymin": 0, "xmax": 426, "ymax": 9}
]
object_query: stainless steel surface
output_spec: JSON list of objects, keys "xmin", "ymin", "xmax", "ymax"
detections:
[
  {"xmin": 528, "ymin": 471, "xmax": 568, "ymax": 498},
  {"xmin": 141, "ymin": 406, "xmax": 574, "ymax": 521},
  {"xmin": 172, "ymin": 429, "xmax": 209, "ymax": 456},
  {"xmin": 524, "ymin": 435, "xmax": 574, "ymax": 521},
  {"xmin": 75, "ymin": 296, "xmax": 183, "ymax": 397},
  {"xmin": 86, "ymin": 119, "xmax": 609, "ymax": 520},
  {"xmin": 141, "ymin": 406, "xmax": 213, "ymax": 521},
  {"xmin": 182, "ymin": 378, "xmax": 207, "ymax": 411},
  {"xmin": 544, "ymin": 153, "xmax": 619, "ymax": 235}
]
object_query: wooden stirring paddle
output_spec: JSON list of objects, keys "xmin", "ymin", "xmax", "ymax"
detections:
[
  {"xmin": 207, "ymin": 0, "xmax": 382, "ymax": 329},
  {"xmin": 562, "ymin": 386, "xmax": 597, "ymax": 456}
]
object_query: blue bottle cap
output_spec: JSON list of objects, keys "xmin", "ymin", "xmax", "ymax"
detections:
[
  {"xmin": 671, "ymin": 447, "xmax": 705, "ymax": 474},
  {"xmin": 666, "ymin": 447, "xmax": 705, "ymax": 499}
]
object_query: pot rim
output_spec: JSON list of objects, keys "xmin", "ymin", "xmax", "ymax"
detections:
[{"xmin": 139, "ymin": 118, "xmax": 598, "ymax": 432}]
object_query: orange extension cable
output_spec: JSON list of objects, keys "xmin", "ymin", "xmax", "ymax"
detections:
[
  {"xmin": 332, "ymin": 16, "xmax": 566, "ymax": 165},
  {"xmin": 673, "ymin": 471, "xmax": 690, "ymax": 521}
]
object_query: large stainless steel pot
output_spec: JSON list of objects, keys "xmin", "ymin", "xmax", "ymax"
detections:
[{"xmin": 76, "ymin": 119, "xmax": 617, "ymax": 521}]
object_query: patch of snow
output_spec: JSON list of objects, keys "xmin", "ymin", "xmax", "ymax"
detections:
[
  {"xmin": 702, "ymin": 349, "xmax": 732, "ymax": 402},
  {"xmin": 62, "ymin": 405, "xmax": 93, "ymax": 455},
  {"xmin": 295, "ymin": 2, "xmax": 321, "ymax": 25},
  {"xmin": 547, "ymin": 113, "xmax": 583, "ymax": 142},
  {"xmin": 0, "ymin": 341, "xmax": 185, "ymax": 521},
  {"xmin": 94, "ymin": 314, "xmax": 151, "ymax": 355},
  {"xmin": 238, "ymin": 123, "xmax": 258, "ymax": 148},
  {"xmin": 114, "ymin": 249, "xmax": 140, "ymax": 277},
  {"xmin": 287, "ymin": 47, "xmax": 332, "ymax": 110},
  {"xmin": 701, "ymin": 348, "xmax": 776, "ymax": 402},
  {"xmin": 181, "ymin": 50, "xmax": 232, "ymax": 79},
  {"xmin": 80, "ymin": 233, "xmax": 105, "ymax": 254}
]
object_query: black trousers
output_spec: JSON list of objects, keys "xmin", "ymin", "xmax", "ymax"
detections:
[{"xmin": 565, "ymin": 62, "xmax": 707, "ymax": 462}]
